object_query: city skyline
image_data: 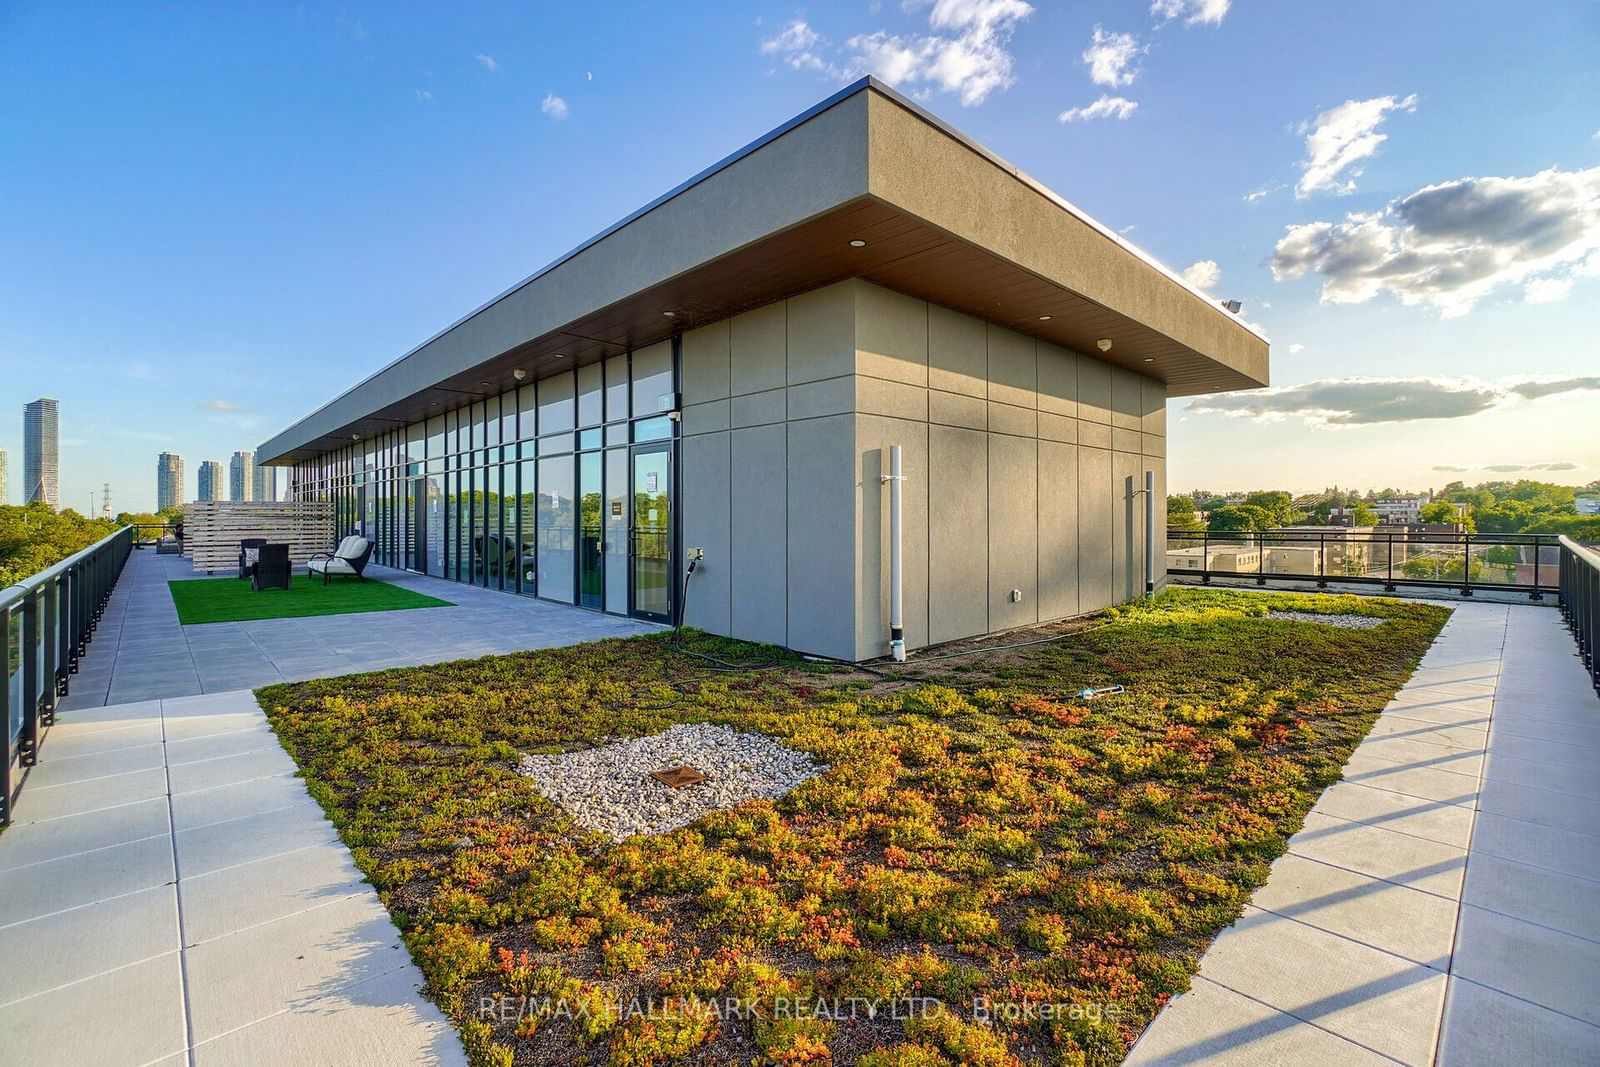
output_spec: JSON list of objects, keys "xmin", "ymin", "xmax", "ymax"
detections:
[{"xmin": 228, "ymin": 449, "xmax": 254, "ymax": 502}]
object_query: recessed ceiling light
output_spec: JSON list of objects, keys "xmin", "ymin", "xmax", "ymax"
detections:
[
  {"xmin": 552, "ymin": 352, "xmax": 567, "ymax": 359},
  {"xmin": 1143, "ymin": 357, "xmax": 1156, "ymax": 363},
  {"xmin": 1038, "ymin": 315, "xmax": 1052, "ymax": 321},
  {"xmin": 481, "ymin": 381, "xmax": 493, "ymax": 388},
  {"xmin": 662, "ymin": 311, "xmax": 677, "ymax": 318},
  {"xmin": 848, "ymin": 238, "xmax": 867, "ymax": 248}
]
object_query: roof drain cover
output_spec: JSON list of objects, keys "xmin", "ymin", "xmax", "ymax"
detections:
[{"xmin": 649, "ymin": 766, "xmax": 707, "ymax": 789}]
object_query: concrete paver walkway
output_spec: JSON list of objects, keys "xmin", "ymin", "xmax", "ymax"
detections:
[
  {"xmin": 0, "ymin": 689, "xmax": 467, "ymax": 1066},
  {"xmin": 62, "ymin": 548, "xmax": 659, "ymax": 708},
  {"xmin": 1128, "ymin": 600, "xmax": 1600, "ymax": 1065}
]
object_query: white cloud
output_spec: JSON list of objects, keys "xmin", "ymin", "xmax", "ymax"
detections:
[
  {"xmin": 1289, "ymin": 343, "xmax": 1306, "ymax": 354},
  {"xmin": 760, "ymin": 19, "xmax": 846, "ymax": 76},
  {"xmin": 475, "ymin": 53, "xmax": 499, "ymax": 73},
  {"xmin": 1273, "ymin": 165, "xmax": 1600, "ymax": 316},
  {"xmin": 1058, "ymin": 95, "xmax": 1137, "ymax": 123},
  {"xmin": 1243, "ymin": 184, "xmax": 1280, "ymax": 203},
  {"xmin": 1151, "ymin": 0, "xmax": 1231, "ymax": 26},
  {"xmin": 1083, "ymin": 26, "xmax": 1141, "ymax": 88},
  {"xmin": 1189, "ymin": 375, "xmax": 1600, "ymax": 426},
  {"xmin": 414, "ymin": 89, "xmax": 434, "ymax": 103},
  {"xmin": 198, "ymin": 399, "xmax": 247, "ymax": 413},
  {"xmin": 848, "ymin": 0, "xmax": 1034, "ymax": 106},
  {"xmin": 1525, "ymin": 276, "xmax": 1573, "ymax": 304},
  {"xmin": 1180, "ymin": 259, "xmax": 1221, "ymax": 288},
  {"xmin": 1295, "ymin": 94, "xmax": 1417, "ymax": 198},
  {"xmin": 541, "ymin": 92, "xmax": 569, "ymax": 120}
]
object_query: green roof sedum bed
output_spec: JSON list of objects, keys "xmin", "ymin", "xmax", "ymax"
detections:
[{"xmin": 256, "ymin": 587, "xmax": 1449, "ymax": 1066}]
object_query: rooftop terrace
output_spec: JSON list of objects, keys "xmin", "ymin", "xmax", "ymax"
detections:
[{"xmin": 1, "ymin": 542, "xmax": 1597, "ymax": 1064}]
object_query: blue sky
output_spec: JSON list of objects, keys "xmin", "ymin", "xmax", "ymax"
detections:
[{"xmin": 2, "ymin": 1, "xmax": 1597, "ymax": 512}]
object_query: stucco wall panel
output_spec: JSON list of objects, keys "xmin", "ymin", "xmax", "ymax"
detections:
[
  {"xmin": 1078, "ymin": 359, "xmax": 1112, "ymax": 425},
  {"xmin": 855, "ymin": 416, "xmax": 929, "ymax": 659},
  {"xmin": 1037, "ymin": 342, "xmax": 1078, "ymax": 418},
  {"xmin": 927, "ymin": 304, "xmax": 987, "ymax": 396},
  {"xmin": 1037, "ymin": 439, "xmax": 1080, "ymax": 621},
  {"xmin": 682, "ymin": 321, "xmax": 730, "ymax": 404},
  {"xmin": 987, "ymin": 433, "xmax": 1038, "ymax": 631},
  {"xmin": 987, "ymin": 326, "xmax": 1037, "ymax": 409},
  {"xmin": 786, "ymin": 414, "xmax": 858, "ymax": 659},
  {"xmin": 682, "ymin": 432, "xmax": 732, "ymax": 634},
  {"xmin": 1078, "ymin": 446, "xmax": 1114, "ymax": 613},
  {"xmin": 731, "ymin": 303, "xmax": 787, "ymax": 396},
  {"xmin": 928, "ymin": 424, "xmax": 989, "ymax": 644},
  {"xmin": 731, "ymin": 425, "xmax": 789, "ymax": 645},
  {"xmin": 787, "ymin": 282, "xmax": 857, "ymax": 386},
  {"xmin": 856, "ymin": 283, "xmax": 929, "ymax": 387}
]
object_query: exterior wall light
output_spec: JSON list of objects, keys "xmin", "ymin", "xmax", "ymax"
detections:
[
  {"xmin": 1096, "ymin": 338, "xmax": 1113, "ymax": 352},
  {"xmin": 513, "ymin": 368, "xmax": 527, "ymax": 381}
]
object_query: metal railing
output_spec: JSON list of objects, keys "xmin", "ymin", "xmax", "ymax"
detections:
[
  {"xmin": 1166, "ymin": 529, "xmax": 1562, "ymax": 599},
  {"xmin": 2, "ymin": 525, "xmax": 135, "ymax": 826},
  {"xmin": 1559, "ymin": 536, "xmax": 1600, "ymax": 694}
]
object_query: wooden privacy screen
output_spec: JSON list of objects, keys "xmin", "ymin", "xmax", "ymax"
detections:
[{"xmin": 182, "ymin": 501, "xmax": 336, "ymax": 574}]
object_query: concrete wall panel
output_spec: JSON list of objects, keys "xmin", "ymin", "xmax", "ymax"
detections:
[
  {"xmin": 1112, "ymin": 450, "xmax": 1143, "ymax": 603},
  {"xmin": 787, "ymin": 282, "xmax": 857, "ymax": 386},
  {"xmin": 1111, "ymin": 367, "xmax": 1144, "ymax": 430},
  {"xmin": 681, "ymin": 432, "xmax": 732, "ymax": 634},
  {"xmin": 1037, "ymin": 342, "xmax": 1078, "ymax": 418},
  {"xmin": 927, "ymin": 425, "xmax": 989, "ymax": 644},
  {"xmin": 929, "ymin": 390, "xmax": 986, "ymax": 429},
  {"xmin": 987, "ymin": 326, "xmax": 1037, "ymax": 409},
  {"xmin": 731, "ymin": 388, "xmax": 787, "ymax": 428},
  {"xmin": 1037, "ymin": 439, "xmax": 1080, "ymax": 621},
  {"xmin": 731, "ymin": 425, "xmax": 789, "ymax": 645},
  {"xmin": 1078, "ymin": 358, "xmax": 1112, "ymax": 424},
  {"xmin": 682, "ymin": 321, "xmax": 730, "ymax": 404},
  {"xmin": 927, "ymin": 304, "xmax": 986, "ymax": 396},
  {"xmin": 1078, "ymin": 446, "xmax": 1113, "ymax": 613},
  {"xmin": 786, "ymin": 414, "xmax": 858, "ymax": 659},
  {"xmin": 856, "ymin": 283, "xmax": 928, "ymax": 387},
  {"xmin": 987, "ymin": 433, "xmax": 1038, "ymax": 631},
  {"xmin": 730, "ymin": 303, "xmax": 787, "ymax": 396},
  {"xmin": 854, "ymin": 416, "xmax": 929, "ymax": 659}
]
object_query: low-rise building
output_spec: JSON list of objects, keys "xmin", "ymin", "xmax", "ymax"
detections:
[{"xmin": 1167, "ymin": 545, "xmax": 1262, "ymax": 573}]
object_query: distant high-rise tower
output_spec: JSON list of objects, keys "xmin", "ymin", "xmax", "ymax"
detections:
[
  {"xmin": 24, "ymin": 398, "xmax": 60, "ymax": 510},
  {"xmin": 102, "ymin": 483, "xmax": 112, "ymax": 520},
  {"xmin": 157, "ymin": 452, "xmax": 184, "ymax": 512},
  {"xmin": 0, "ymin": 448, "xmax": 8, "ymax": 504},
  {"xmin": 197, "ymin": 460, "xmax": 223, "ymax": 502},
  {"xmin": 230, "ymin": 451, "xmax": 254, "ymax": 502},
  {"xmin": 252, "ymin": 462, "xmax": 275, "ymax": 503}
]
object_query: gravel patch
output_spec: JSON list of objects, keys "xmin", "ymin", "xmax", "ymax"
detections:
[
  {"xmin": 1266, "ymin": 610, "xmax": 1383, "ymax": 629},
  {"xmin": 518, "ymin": 722, "xmax": 827, "ymax": 839}
]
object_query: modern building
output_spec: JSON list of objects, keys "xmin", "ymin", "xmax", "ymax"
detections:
[
  {"xmin": 23, "ymin": 397, "xmax": 60, "ymax": 510},
  {"xmin": 197, "ymin": 460, "xmax": 223, "ymax": 503},
  {"xmin": 1167, "ymin": 545, "xmax": 1262, "ymax": 573},
  {"xmin": 229, "ymin": 450, "xmax": 254, "ymax": 502},
  {"xmin": 0, "ymin": 448, "xmax": 8, "ymax": 504},
  {"xmin": 258, "ymin": 79, "xmax": 1269, "ymax": 660},
  {"xmin": 157, "ymin": 452, "xmax": 184, "ymax": 512},
  {"xmin": 253, "ymin": 461, "xmax": 275, "ymax": 503}
]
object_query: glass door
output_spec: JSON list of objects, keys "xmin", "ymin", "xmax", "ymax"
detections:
[
  {"xmin": 630, "ymin": 447, "xmax": 672, "ymax": 621},
  {"xmin": 410, "ymin": 477, "xmax": 426, "ymax": 572},
  {"xmin": 578, "ymin": 452, "xmax": 604, "ymax": 609}
]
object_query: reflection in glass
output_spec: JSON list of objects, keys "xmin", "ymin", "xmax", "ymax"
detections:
[
  {"xmin": 632, "ymin": 449, "xmax": 671, "ymax": 619},
  {"xmin": 578, "ymin": 452, "xmax": 603, "ymax": 609},
  {"xmin": 537, "ymin": 456, "xmax": 575, "ymax": 603},
  {"xmin": 518, "ymin": 459, "xmax": 538, "ymax": 594}
]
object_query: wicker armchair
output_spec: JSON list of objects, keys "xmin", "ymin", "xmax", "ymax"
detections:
[
  {"xmin": 250, "ymin": 543, "xmax": 291, "ymax": 592},
  {"xmin": 238, "ymin": 538, "xmax": 268, "ymax": 579}
]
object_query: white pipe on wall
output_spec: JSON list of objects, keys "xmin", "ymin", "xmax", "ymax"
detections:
[
  {"xmin": 1144, "ymin": 468, "xmax": 1156, "ymax": 595},
  {"xmin": 887, "ymin": 444, "xmax": 906, "ymax": 661}
]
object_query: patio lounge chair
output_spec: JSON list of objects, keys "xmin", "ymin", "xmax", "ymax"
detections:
[
  {"xmin": 251, "ymin": 543, "xmax": 291, "ymax": 592},
  {"xmin": 238, "ymin": 538, "xmax": 267, "ymax": 579},
  {"xmin": 308, "ymin": 535, "xmax": 373, "ymax": 585}
]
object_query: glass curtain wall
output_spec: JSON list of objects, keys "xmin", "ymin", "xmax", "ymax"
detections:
[{"xmin": 289, "ymin": 340, "xmax": 677, "ymax": 618}]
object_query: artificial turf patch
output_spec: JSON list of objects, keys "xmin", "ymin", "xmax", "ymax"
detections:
[
  {"xmin": 258, "ymin": 588, "xmax": 1449, "ymax": 1066},
  {"xmin": 168, "ymin": 574, "xmax": 452, "ymax": 624}
]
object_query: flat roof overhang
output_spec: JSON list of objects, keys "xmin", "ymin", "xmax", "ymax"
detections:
[{"xmin": 260, "ymin": 78, "xmax": 1268, "ymax": 465}]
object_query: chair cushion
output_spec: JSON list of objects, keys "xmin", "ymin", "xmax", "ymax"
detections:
[
  {"xmin": 335, "ymin": 536, "xmax": 370, "ymax": 560},
  {"xmin": 309, "ymin": 557, "xmax": 357, "ymax": 575},
  {"xmin": 242, "ymin": 548, "xmax": 260, "ymax": 566}
]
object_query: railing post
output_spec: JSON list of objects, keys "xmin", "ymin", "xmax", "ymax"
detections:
[
  {"xmin": 1530, "ymin": 537, "xmax": 1543, "ymax": 601},
  {"xmin": 1318, "ymin": 532, "xmax": 1327, "ymax": 588},
  {"xmin": 1, "ymin": 603, "xmax": 12, "ymax": 827},
  {"xmin": 19, "ymin": 591, "xmax": 40, "ymax": 768},
  {"xmin": 1461, "ymin": 533, "xmax": 1474, "ymax": 596},
  {"xmin": 1385, "ymin": 532, "xmax": 1396, "ymax": 592}
]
